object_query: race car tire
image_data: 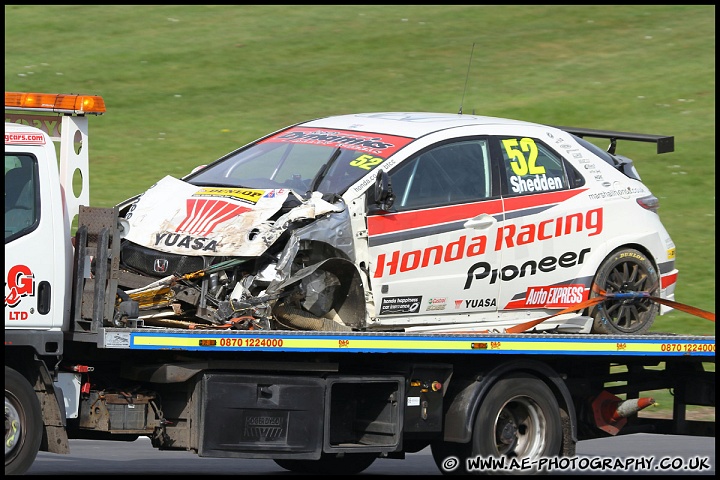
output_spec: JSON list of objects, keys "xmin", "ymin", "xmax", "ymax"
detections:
[
  {"xmin": 589, "ymin": 248, "xmax": 660, "ymax": 334},
  {"xmin": 273, "ymin": 452, "xmax": 376, "ymax": 474},
  {"xmin": 5, "ymin": 366, "xmax": 43, "ymax": 476},
  {"xmin": 431, "ymin": 373, "xmax": 562, "ymax": 475}
]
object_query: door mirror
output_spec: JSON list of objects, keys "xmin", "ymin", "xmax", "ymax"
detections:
[{"xmin": 371, "ymin": 170, "xmax": 394, "ymax": 212}]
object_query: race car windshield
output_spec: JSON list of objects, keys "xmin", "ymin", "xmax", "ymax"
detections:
[
  {"xmin": 189, "ymin": 142, "xmax": 355, "ymax": 195},
  {"xmin": 188, "ymin": 127, "xmax": 413, "ymax": 196}
]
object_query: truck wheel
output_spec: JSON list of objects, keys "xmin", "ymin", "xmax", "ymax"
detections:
[
  {"xmin": 589, "ymin": 248, "xmax": 659, "ymax": 334},
  {"xmin": 432, "ymin": 373, "xmax": 561, "ymax": 475},
  {"xmin": 5, "ymin": 367, "xmax": 43, "ymax": 476},
  {"xmin": 273, "ymin": 452, "xmax": 376, "ymax": 474}
]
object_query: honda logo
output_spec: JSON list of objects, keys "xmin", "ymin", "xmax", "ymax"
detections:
[{"xmin": 154, "ymin": 258, "xmax": 169, "ymax": 273}]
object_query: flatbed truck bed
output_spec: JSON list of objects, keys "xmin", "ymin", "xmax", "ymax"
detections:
[{"xmin": 82, "ymin": 328, "xmax": 715, "ymax": 356}]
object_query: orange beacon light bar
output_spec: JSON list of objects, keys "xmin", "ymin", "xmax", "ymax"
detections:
[{"xmin": 5, "ymin": 92, "xmax": 106, "ymax": 115}]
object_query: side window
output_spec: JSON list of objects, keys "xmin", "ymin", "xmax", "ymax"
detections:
[
  {"xmin": 498, "ymin": 137, "xmax": 569, "ymax": 196},
  {"xmin": 5, "ymin": 154, "xmax": 37, "ymax": 241},
  {"xmin": 390, "ymin": 139, "xmax": 491, "ymax": 211}
]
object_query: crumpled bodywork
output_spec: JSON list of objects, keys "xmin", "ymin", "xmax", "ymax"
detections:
[
  {"xmin": 118, "ymin": 176, "xmax": 365, "ymax": 331},
  {"xmin": 115, "ymin": 122, "xmax": 417, "ymax": 332},
  {"xmin": 124, "ymin": 175, "xmax": 343, "ymax": 257}
]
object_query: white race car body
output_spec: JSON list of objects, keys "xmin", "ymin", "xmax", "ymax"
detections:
[{"xmin": 118, "ymin": 112, "xmax": 677, "ymax": 334}]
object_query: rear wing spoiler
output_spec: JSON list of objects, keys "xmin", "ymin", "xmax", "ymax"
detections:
[{"xmin": 552, "ymin": 126, "xmax": 674, "ymax": 155}]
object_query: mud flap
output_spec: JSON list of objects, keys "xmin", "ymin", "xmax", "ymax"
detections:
[{"xmin": 199, "ymin": 373, "xmax": 326, "ymax": 459}]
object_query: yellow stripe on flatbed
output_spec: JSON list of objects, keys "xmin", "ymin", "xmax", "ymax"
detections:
[{"xmin": 101, "ymin": 329, "xmax": 715, "ymax": 357}]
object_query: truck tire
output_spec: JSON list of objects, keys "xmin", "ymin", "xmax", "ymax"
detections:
[
  {"xmin": 273, "ymin": 452, "xmax": 376, "ymax": 474},
  {"xmin": 589, "ymin": 248, "xmax": 659, "ymax": 334},
  {"xmin": 432, "ymin": 373, "xmax": 562, "ymax": 475},
  {"xmin": 5, "ymin": 367, "xmax": 43, "ymax": 476}
]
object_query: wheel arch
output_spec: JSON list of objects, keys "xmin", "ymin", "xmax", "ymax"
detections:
[
  {"xmin": 571, "ymin": 240, "xmax": 659, "ymax": 288},
  {"xmin": 441, "ymin": 359, "xmax": 577, "ymax": 455},
  {"xmin": 5, "ymin": 345, "xmax": 39, "ymax": 380},
  {"xmin": 596, "ymin": 242, "xmax": 660, "ymax": 280},
  {"xmin": 270, "ymin": 253, "xmax": 367, "ymax": 329}
]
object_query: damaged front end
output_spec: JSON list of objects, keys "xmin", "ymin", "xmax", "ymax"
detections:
[{"xmin": 116, "ymin": 176, "xmax": 366, "ymax": 332}]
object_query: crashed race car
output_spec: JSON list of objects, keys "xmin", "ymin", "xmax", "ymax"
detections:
[{"xmin": 116, "ymin": 112, "xmax": 678, "ymax": 334}]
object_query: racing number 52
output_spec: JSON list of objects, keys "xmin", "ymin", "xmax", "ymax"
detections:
[
  {"xmin": 502, "ymin": 138, "xmax": 545, "ymax": 176},
  {"xmin": 349, "ymin": 154, "xmax": 383, "ymax": 170}
]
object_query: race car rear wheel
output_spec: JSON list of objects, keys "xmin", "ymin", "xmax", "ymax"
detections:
[{"xmin": 589, "ymin": 248, "xmax": 660, "ymax": 334}]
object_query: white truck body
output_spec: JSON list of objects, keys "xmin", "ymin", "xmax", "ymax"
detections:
[{"xmin": 5, "ymin": 111, "xmax": 93, "ymax": 331}]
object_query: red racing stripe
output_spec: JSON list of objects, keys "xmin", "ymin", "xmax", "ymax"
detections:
[
  {"xmin": 661, "ymin": 271, "xmax": 678, "ymax": 289},
  {"xmin": 368, "ymin": 189, "xmax": 587, "ymax": 236},
  {"xmin": 368, "ymin": 199, "xmax": 502, "ymax": 236}
]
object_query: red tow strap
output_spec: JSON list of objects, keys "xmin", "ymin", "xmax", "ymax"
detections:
[
  {"xmin": 505, "ymin": 295, "xmax": 606, "ymax": 334},
  {"xmin": 590, "ymin": 283, "xmax": 716, "ymax": 323},
  {"xmin": 504, "ymin": 284, "xmax": 715, "ymax": 334}
]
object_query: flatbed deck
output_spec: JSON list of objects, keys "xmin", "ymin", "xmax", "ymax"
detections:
[{"xmin": 89, "ymin": 328, "xmax": 716, "ymax": 357}]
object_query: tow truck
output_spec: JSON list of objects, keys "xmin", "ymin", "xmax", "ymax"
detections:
[{"xmin": 5, "ymin": 92, "xmax": 715, "ymax": 475}]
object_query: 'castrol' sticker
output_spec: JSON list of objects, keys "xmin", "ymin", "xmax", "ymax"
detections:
[{"xmin": 5, "ymin": 132, "xmax": 46, "ymax": 145}]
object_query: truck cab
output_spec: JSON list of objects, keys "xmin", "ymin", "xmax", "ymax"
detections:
[
  {"xmin": 5, "ymin": 93, "xmax": 105, "ymax": 333},
  {"xmin": 5, "ymin": 92, "xmax": 107, "ymax": 475},
  {"xmin": 5, "ymin": 121, "xmax": 73, "ymax": 331}
]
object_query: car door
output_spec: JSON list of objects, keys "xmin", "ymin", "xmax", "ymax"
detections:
[
  {"xmin": 490, "ymin": 133, "xmax": 593, "ymax": 323},
  {"xmin": 366, "ymin": 138, "xmax": 503, "ymax": 327}
]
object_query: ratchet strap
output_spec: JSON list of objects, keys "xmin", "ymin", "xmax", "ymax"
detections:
[
  {"xmin": 505, "ymin": 295, "xmax": 605, "ymax": 334},
  {"xmin": 590, "ymin": 283, "xmax": 715, "ymax": 323},
  {"xmin": 505, "ymin": 283, "xmax": 715, "ymax": 334}
]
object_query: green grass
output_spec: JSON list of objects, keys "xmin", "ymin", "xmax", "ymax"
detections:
[{"xmin": 5, "ymin": 5, "xmax": 715, "ymax": 335}]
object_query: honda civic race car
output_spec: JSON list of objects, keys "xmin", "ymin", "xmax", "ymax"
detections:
[{"xmin": 116, "ymin": 112, "xmax": 678, "ymax": 335}]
